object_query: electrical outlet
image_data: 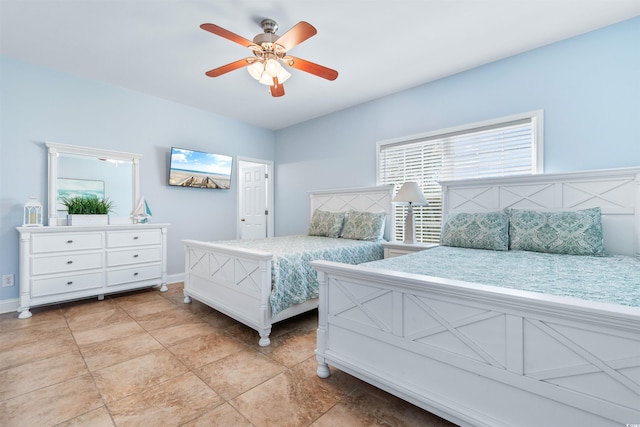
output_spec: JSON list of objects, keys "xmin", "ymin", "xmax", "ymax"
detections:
[{"xmin": 2, "ymin": 274, "xmax": 14, "ymax": 287}]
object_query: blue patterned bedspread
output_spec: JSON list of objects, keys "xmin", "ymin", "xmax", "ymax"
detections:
[
  {"xmin": 216, "ymin": 235, "xmax": 384, "ymax": 315},
  {"xmin": 362, "ymin": 246, "xmax": 640, "ymax": 307}
]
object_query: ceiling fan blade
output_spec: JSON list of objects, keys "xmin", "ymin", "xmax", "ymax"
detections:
[
  {"xmin": 205, "ymin": 58, "xmax": 252, "ymax": 77},
  {"xmin": 274, "ymin": 21, "xmax": 317, "ymax": 51},
  {"xmin": 270, "ymin": 77, "xmax": 285, "ymax": 97},
  {"xmin": 200, "ymin": 23, "xmax": 258, "ymax": 49},
  {"xmin": 283, "ymin": 56, "xmax": 338, "ymax": 81}
]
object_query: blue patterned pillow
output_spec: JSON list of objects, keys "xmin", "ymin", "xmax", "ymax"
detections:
[
  {"xmin": 308, "ymin": 210, "xmax": 346, "ymax": 238},
  {"xmin": 508, "ymin": 207, "xmax": 605, "ymax": 256},
  {"xmin": 341, "ymin": 210, "xmax": 386, "ymax": 241},
  {"xmin": 440, "ymin": 211, "xmax": 509, "ymax": 251}
]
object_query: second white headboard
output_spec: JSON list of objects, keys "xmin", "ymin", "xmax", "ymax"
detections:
[
  {"xmin": 309, "ymin": 185, "xmax": 395, "ymax": 241},
  {"xmin": 440, "ymin": 167, "xmax": 640, "ymax": 256}
]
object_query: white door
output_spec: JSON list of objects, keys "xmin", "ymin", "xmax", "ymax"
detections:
[{"xmin": 240, "ymin": 165, "xmax": 267, "ymax": 239}]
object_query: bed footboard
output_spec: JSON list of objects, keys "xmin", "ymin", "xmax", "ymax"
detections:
[
  {"xmin": 312, "ymin": 260, "xmax": 640, "ymax": 427},
  {"xmin": 183, "ymin": 239, "xmax": 274, "ymax": 346}
]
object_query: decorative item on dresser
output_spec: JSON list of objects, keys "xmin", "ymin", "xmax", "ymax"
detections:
[
  {"xmin": 16, "ymin": 223, "xmax": 169, "ymax": 319},
  {"xmin": 61, "ymin": 195, "xmax": 114, "ymax": 226},
  {"xmin": 23, "ymin": 196, "xmax": 44, "ymax": 227},
  {"xmin": 132, "ymin": 197, "xmax": 152, "ymax": 224}
]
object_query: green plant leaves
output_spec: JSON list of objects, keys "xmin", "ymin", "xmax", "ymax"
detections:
[{"xmin": 60, "ymin": 195, "xmax": 114, "ymax": 215}]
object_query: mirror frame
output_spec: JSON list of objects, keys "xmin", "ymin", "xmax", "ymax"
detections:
[{"xmin": 46, "ymin": 141, "xmax": 142, "ymax": 226}]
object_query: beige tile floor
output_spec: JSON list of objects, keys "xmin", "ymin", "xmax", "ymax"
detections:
[{"xmin": 0, "ymin": 284, "xmax": 457, "ymax": 427}]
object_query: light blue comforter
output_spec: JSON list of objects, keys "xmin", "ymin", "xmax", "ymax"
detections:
[
  {"xmin": 217, "ymin": 235, "xmax": 384, "ymax": 315},
  {"xmin": 362, "ymin": 246, "xmax": 640, "ymax": 307}
]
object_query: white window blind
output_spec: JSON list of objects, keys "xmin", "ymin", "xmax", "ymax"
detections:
[{"xmin": 378, "ymin": 111, "xmax": 543, "ymax": 243}]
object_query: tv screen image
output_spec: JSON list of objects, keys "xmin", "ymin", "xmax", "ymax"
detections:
[{"xmin": 168, "ymin": 147, "xmax": 233, "ymax": 189}]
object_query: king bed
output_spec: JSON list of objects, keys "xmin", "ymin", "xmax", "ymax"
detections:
[
  {"xmin": 312, "ymin": 168, "xmax": 640, "ymax": 427},
  {"xmin": 182, "ymin": 185, "xmax": 394, "ymax": 346}
]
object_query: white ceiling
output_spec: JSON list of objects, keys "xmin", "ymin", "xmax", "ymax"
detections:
[{"xmin": 1, "ymin": 1, "xmax": 639, "ymax": 130}]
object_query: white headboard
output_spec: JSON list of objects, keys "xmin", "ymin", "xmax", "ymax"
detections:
[
  {"xmin": 440, "ymin": 167, "xmax": 640, "ymax": 256},
  {"xmin": 309, "ymin": 185, "xmax": 395, "ymax": 241}
]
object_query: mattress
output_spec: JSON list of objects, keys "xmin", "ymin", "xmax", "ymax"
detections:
[
  {"xmin": 216, "ymin": 235, "xmax": 384, "ymax": 314},
  {"xmin": 362, "ymin": 246, "xmax": 640, "ymax": 307}
]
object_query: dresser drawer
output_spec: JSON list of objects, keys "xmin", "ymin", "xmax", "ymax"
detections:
[
  {"xmin": 32, "ymin": 272, "xmax": 103, "ymax": 297},
  {"xmin": 107, "ymin": 229, "xmax": 161, "ymax": 248},
  {"xmin": 107, "ymin": 247, "xmax": 162, "ymax": 267},
  {"xmin": 31, "ymin": 252, "xmax": 103, "ymax": 275},
  {"xmin": 32, "ymin": 232, "xmax": 103, "ymax": 254},
  {"xmin": 107, "ymin": 264, "xmax": 162, "ymax": 286}
]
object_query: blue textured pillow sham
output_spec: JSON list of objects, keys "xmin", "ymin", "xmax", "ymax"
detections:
[
  {"xmin": 308, "ymin": 210, "xmax": 346, "ymax": 238},
  {"xmin": 440, "ymin": 211, "xmax": 509, "ymax": 251},
  {"xmin": 508, "ymin": 207, "xmax": 605, "ymax": 256},
  {"xmin": 341, "ymin": 210, "xmax": 386, "ymax": 241}
]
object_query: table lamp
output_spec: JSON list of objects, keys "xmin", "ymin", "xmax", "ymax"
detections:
[{"xmin": 392, "ymin": 182, "xmax": 428, "ymax": 244}]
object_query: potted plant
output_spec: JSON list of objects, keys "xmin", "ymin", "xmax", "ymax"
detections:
[{"xmin": 61, "ymin": 195, "xmax": 114, "ymax": 226}]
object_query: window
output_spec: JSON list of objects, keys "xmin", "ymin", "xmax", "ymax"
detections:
[{"xmin": 377, "ymin": 110, "xmax": 543, "ymax": 243}]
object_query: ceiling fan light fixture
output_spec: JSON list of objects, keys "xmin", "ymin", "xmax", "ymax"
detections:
[
  {"xmin": 258, "ymin": 65, "xmax": 290, "ymax": 85},
  {"xmin": 277, "ymin": 67, "xmax": 291, "ymax": 83},
  {"xmin": 258, "ymin": 73, "xmax": 272, "ymax": 85},
  {"xmin": 264, "ymin": 58, "xmax": 282, "ymax": 77},
  {"xmin": 247, "ymin": 60, "xmax": 264, "ymax": 80}
]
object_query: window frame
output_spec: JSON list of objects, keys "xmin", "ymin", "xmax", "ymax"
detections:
[{"xmin": 376, "ymin": 110, "xmax": 544, "ymax": 243}]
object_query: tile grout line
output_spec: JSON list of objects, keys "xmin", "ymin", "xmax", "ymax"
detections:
[{"xmin": 63, "ymin": 300, "xmax": 124, "ymax": 427}]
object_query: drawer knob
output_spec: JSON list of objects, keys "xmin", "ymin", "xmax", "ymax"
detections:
[
  {"xmin": 133, "ymin": 272, "xmax": 139, "ymax": 276},
  {"xmin": 67, "ymin": 281, "xmax": 73, "ymax": 285},
  {"xmin": 133, "ymin": 236, "xmax": 139, "ymax": 240},
  {"xmin": 67, "ymin": 240, "xmax": 73, "ymax": 244},
  {"xmin": 66, "ymin": 260, "xmax": 73, "ymax": 264},
  {"xmin": 133, "ymin": 254, "xmax": 139, "ymax": 258}
]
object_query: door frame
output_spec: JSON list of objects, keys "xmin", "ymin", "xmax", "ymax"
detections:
[{"xmin": 237, "ymin": 157, "xmax": 274, "ymax": 239}]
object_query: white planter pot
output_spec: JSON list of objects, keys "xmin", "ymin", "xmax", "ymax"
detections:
[{"xmin": 67, "ymin": 214, "xmax": 109, "ymax": 226}]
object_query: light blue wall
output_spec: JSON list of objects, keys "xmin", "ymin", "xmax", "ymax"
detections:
[
  {"xmin": 1, "ymin": 17, "xmax": 638, "ymax": 306},
  {"xmin": 0, "ymin": 56, "xmax": 275, "ymax": 301},
  {"xmin": 274, "ymin": 17, "xmax": 640, "ymax": 236}
]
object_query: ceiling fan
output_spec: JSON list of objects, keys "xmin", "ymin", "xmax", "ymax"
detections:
[{"xmin": 201, "ymin": 19, "xmax": 338, "ymax": 97}]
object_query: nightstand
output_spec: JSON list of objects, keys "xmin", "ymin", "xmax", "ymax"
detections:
[{"xmin": 382, "ymin": 241, "xmax": 438, "ymax": 258}]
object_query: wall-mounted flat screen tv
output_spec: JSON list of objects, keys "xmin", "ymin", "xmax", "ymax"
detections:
[{"xmin": 168, "ymin": 147, "xmax": 233, "ymax": 189}]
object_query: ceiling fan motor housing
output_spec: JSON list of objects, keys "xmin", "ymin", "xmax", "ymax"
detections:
[
  {"xmin": 253, "ymin": 19, "xmax": 285, "ymax": 57},
  {"xmin": 260, "ymin": 18, "xmax": 278, "ymax": 34},
  {"xmin": 253, "ymin": 32, "xmax": 279, "ymax": 46},
  {"xmin": 253, "ymin": 27, "xmax": 286, "ymax": 59}
]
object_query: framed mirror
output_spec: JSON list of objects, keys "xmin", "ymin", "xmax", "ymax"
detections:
[{"xmin": 46, "ymin": 142, "xmax": 141, "ymax": 226}]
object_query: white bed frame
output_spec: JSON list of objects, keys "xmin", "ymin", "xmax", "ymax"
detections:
[
  {"xmin": 313, "ymin": 168, "xmax": 640, "ymax": 427},
  {"xmin": 182, "ymin": 185, "xmax": 394, "ymax": 346}
]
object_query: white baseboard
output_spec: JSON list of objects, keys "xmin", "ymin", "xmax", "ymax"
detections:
[
  {"xmin": 167, "ymin": 273, "xmax": 184, "ymax": 285},
  {"xmin": 0, "ymin": 298, "xmax": 19, "ymax": 315},
  {"xmin": 0, "ymin": 273, "xmax": 185, "ymax": 315}
]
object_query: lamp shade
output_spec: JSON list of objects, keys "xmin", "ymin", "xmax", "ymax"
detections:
[{"xmin": 392, "ymin": 182, "xmax": 428, "ymax": 205}]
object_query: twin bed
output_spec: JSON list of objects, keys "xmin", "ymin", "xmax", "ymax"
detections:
[
  {"xmin": 312, "ymin": 167, "xmax": 640, "ymax": 427},
  {"xmin": 182, "ymin": 185, "xmax": 394, "ymax": 346}
]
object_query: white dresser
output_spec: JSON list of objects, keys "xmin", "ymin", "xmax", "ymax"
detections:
[{"xmin": 17, "ymin": 223, "xmax": 169, "ymax": 319}]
